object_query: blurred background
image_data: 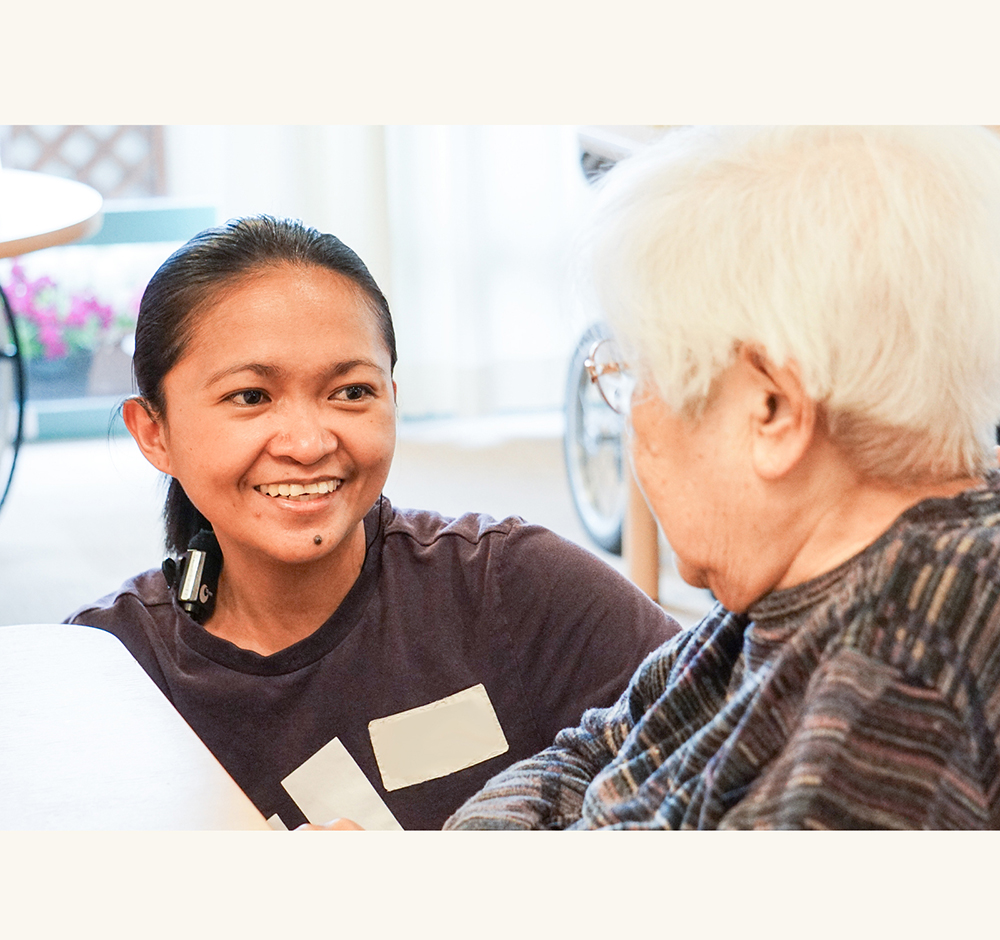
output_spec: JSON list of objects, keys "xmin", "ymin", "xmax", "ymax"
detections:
[{"xmin": 0, "ymin": 125, "xmax": 713, "ymax": 629}]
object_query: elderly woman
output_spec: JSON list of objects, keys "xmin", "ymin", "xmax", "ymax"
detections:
[{"xmin": 445, "ymin": 125, "xmax": 1000, "ymax": 830}]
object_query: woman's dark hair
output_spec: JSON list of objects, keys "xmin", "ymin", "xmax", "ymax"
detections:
[{"xmin": 133, "ymin": 215, "xmax": 397, "ymax": 556}]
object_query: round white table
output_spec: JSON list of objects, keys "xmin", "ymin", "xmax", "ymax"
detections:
[
  {"xmin": 0, "ymin": 168, "xmax": 105, "ymax": 511},
  {"xmin": 0, "ymin": 168, "xmax": 103, "ymax": 259}
]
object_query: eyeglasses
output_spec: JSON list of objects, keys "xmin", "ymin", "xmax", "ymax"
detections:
[{"xmin": 584, "ymin": 338, "xmax": 635, "ymax": 415}]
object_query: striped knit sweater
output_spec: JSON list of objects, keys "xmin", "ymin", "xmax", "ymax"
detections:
[{"xmin": 445, "ymin": 474, "xmax": 1000, "ymax": 829}]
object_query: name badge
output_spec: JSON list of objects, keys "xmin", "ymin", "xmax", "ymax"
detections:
[
  {"xmin": 368, "ymin": 683, "xmax": 509, "ymax": 792},
  {"xmin": 281, "ymin": 736, "xmax": 403, "ymax": 831}
]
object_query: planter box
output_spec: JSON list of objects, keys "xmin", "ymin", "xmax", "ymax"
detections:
[
  {"xmin": 25, "ymin": 342, "xmax": 134, "ymax": 402},
  {"xmin": 25, "ymin": 351, "xmax": 93, "ymax": 400}
]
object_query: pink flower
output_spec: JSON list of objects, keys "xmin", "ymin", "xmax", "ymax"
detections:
[
  {"xmin": 93, "ymin": 299, "xmax": 114, "ymax": 329},
  {"xmin": 38, "ymin": 323, "xmax": 67, "ymax": 360},
  {"xmin": 6, "ymin": 263, "xmax": 57, "ymax": 316},
  {"xmin": 65, "ymin": 296, "xmax": 91, "ymax": 327},
  {"xmin": 4, "ymin": 257, "xmax": 127, "ymax": 363},
  {"xmin": 6, "ymin": 285, "xmax": 31, "ymax": 315}
]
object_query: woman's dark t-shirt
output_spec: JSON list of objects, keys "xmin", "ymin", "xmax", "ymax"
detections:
[{"xmin": 66, "ymin": 499, "xmax": 679, "ymax": 830}]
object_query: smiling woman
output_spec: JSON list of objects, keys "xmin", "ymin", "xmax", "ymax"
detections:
[
  {"xmin": 124, "ymin": 265, "xmax": 397, "ymax": 653},
  {"xmin": 64, "ymin": 216, "xmax": 678, "ymax": 830}
]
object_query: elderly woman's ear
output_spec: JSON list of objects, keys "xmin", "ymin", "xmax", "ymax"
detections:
[{"xmin": 740, "ymin": 345, "xmax": 818, "ymax": 483}]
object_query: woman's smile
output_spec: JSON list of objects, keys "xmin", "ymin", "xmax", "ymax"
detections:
[
  {"xmin": 250, "ymin": 476, "xmax": 345, "ymax": 515},
  {"xmin": 253, "ymin": 478, "xmax": 343, "ymax": 500}
]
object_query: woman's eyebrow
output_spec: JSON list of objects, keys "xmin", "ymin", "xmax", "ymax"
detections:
[
  {"xmin": 204, "ymin": 358, "xmax": 384, "ymax": 387},
  {"xmin": 204, "ymin": 362, "xmax": 282, "ymax": 386},
  {"xmin": 320, "ymin": 358, "xmax": 385, "ymax": 382}
]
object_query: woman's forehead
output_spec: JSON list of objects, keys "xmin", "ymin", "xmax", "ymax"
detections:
[
  {"xmin": 197, "ymin": 262, "xmax": 364, "ymax": 311},
  {"xmin": 191, "ymin": 265, "xmax": 375, "ymax": 329},
  {"xmin": 177, "ymin": 265, "xmax": 390, "ymax": 367}
]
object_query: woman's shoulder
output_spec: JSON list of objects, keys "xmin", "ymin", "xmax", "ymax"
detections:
[
  {"xmin": 878, "ymin": 479, "xmax": 1000, "ymax": 588},
  {"xmin": 64, "ymin": 569, "xmax": 176, "ymax": 694},
  {"xmin": 823, "ymin": 483, "xmax": 1000, "ymax": 682},
  {"xmin": 65, "ymin": 568, "xmax": 173, "ymax": 627},
  {"xmin": 382, "ymin": 501, "xmax": 529, "ymax": 548},
  {"xmin": 381, "ymin": 502, "xmax": 622, "ymax": 578}
]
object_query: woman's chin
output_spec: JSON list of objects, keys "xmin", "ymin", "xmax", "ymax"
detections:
[
  {"xmin": 218, "ymin": 533, "xmax": 337, "ymax": 569},
  {"xmin": 675, "ymin": 557, "xmax": 707, "ymax": 590}
]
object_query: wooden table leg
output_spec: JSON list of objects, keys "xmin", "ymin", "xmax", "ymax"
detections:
[{"xmin": 624, "ymin": 471, "xmax": 659, "ymax": 602}]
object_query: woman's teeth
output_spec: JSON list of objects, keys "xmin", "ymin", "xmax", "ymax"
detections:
[{"xmin": 256, "ymin": 480, "xmax": 341, "ymax": 499}]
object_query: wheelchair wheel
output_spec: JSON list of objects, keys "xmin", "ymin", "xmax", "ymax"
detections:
[
  {"xmin": 563, "ymin": 323, "xmax": 627, "ymax": 555},
  {"xmin": 0, "ymin": 285, "xmax": 26, "ymax": 514}
]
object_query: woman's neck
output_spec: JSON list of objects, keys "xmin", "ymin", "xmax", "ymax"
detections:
[
  {"xmin": 202, "ymin": 522, "xmax": 368, "ymax": 655},
  {"xmin": 776, "ymin": 466, "xmax": 983, "ymax": 594}
]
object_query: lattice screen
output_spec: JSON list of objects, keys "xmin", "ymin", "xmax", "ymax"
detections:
[{"xmin": 0, "ymin": 125, "xmax": 165, "ymax": 199}]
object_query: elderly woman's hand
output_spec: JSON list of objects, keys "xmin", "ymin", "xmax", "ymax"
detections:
[{"xmin": 295, "ymin": 818, "xmax": 365, "ymax": 830}]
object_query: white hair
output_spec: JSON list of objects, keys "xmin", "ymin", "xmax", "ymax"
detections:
[{"xmin": 583, "ymin": 126, "xmax": 1000, "ymax": 482}]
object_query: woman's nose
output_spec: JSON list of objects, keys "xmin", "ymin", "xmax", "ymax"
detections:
[{"xmin": 268, "ymin": 403, "xmax": 336, "ymax": 464}]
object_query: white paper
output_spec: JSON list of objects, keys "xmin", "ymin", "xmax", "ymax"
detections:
[
  {"xmin": 368, "ymin": 683, "xmax": 509, "ymax": 792},
  {"xmin": 281, "ymin": 737, "xmax": 402, "ymax": 831},
  {"xmin": 266, "ymin": 813, "xmax": 288, "ymax": 831}
]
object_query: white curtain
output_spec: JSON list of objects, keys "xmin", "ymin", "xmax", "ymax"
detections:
[{"xmin": 384, "ymin": 125, "xmax": 591, "ymax": 418}]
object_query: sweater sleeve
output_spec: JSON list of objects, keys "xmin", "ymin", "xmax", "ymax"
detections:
[
  {"xmin": 444, "ymin": 637, "xmax": 684, "ymax": 829},
  {"xmin": 443, "ymin": 689, "xmax": 636, "ymax": 829},
  {"xmin": 719, "ymin": 647, "xmax": 992, "ymax": 830}
]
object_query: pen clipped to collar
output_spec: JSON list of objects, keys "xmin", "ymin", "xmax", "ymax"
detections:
[{"xmin": 162, "ymin": 529, "xmax": 222, "ymax": 623}]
